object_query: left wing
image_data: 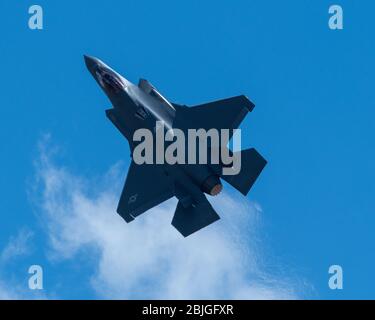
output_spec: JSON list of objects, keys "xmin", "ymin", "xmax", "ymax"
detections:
[{"xmin": 117, "ymin": 161, "xmax": 174, "ymax": 222}]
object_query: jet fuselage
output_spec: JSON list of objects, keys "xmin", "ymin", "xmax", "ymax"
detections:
[
  {"xmin": 84, "ymin": 55, "xmax": 220, "ymax": 198},
  {"xmin": 84, "ymin": 55, "xmax": 266, "ymax": 237}
]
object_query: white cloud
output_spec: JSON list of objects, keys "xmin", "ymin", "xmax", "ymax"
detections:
[
  {"xmin": 0, "ymin": 281, "xmax": 49, "ymax": 300},
  {"xmin": 34, "ymin": 142, "xmax": 301, "ymax": 299},
  {"xmin": 0, "ymin": 283, "xmax": 17, "ymax": 300},
  {"xmin": 0, "ymin": 229, "xmax": 49, "ymax": 300},
  {"xmin": 1, "ymin": 228, "xmax": 34, "ymax": 263},
  {"xmin": 0, "ymin": 229, "xmax": 31, "ymax": 299}
]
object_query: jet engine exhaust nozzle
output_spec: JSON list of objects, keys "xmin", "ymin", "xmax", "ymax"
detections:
[{"xmin": 201, "ymin": 175, "xmax": 223, "ymax": 196}]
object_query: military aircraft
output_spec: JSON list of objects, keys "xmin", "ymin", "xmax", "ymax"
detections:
[{"xmin": 84, "ymin": 55, "xmax": 267, "ymax": 237}]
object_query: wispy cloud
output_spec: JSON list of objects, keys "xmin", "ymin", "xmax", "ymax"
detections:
[
  {"xmin": 0, "ymin": 281, "xmax": 49, "ymax": 300},
  {"xmin": 0, "ymin": 228, "xmax": 49, "ymax": 300},
  {"xmin": 0, "ymin": 228, "xmax": 34, "ymax": 263},
  {"xmin": 33, "ymin": 139, "xmax": 301, "ymax": 299},
  {"xmin": 0, "ymin": 282, "xmax": 18, "ymax": 300}
]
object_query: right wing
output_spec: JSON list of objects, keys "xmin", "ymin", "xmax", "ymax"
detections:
[
  {"xmin": 117, "ymin": 161, "xmax": 174, "ymax": 222},
  {"xmin": 173, "ymin": 95, "xmax": 255, "ymax": 142}
]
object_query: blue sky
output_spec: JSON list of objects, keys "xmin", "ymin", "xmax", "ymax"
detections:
[{"xmin": 0, "ymin": 0, "xmax": 374, "ymax": 299}]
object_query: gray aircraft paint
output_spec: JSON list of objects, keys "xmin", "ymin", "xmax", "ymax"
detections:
[{"xmin": 84, "ymin": 55, "xmax": 267, "ymax": 237}]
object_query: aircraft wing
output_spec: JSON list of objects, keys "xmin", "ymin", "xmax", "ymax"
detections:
[
  {"xmin": 117, "ymin": 161, "xmax": 174, "ymax": 222},
  {"xmin": 173, "ymin": 95, "xmax": 255, "ymax": 141}
]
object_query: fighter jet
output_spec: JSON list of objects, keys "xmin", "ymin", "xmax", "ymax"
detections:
[{"xmin": 84, "ymin": 55, "xmax": 267, "ymax": 237}]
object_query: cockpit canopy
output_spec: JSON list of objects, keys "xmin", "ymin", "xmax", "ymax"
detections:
[{"xmin": 95, "ymin": 66, "xmax": 125, "ymax": 93}]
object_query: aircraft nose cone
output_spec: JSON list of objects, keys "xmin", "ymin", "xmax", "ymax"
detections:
[{"xmin": 84, "ymin": 55, "xmax": 99, "ymax": 71}]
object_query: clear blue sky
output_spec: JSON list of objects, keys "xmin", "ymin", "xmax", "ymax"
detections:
[{"xmin": 0, "ymin": 0, "xmax": 374, "ymax": 299}]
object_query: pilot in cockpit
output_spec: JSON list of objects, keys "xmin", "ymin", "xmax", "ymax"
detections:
[{"xmin": 95, "ymin": 66, "xmax": 124, "ymax": 93}]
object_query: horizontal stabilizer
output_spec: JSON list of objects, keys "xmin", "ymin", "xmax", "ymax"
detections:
[
  {"xmin": 171, "ymin": 198, "xmax": 220, "ymax": 237},
  {"xmin": 221, "ymin": 148, "xmax": 267, "ymax": 196}
]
